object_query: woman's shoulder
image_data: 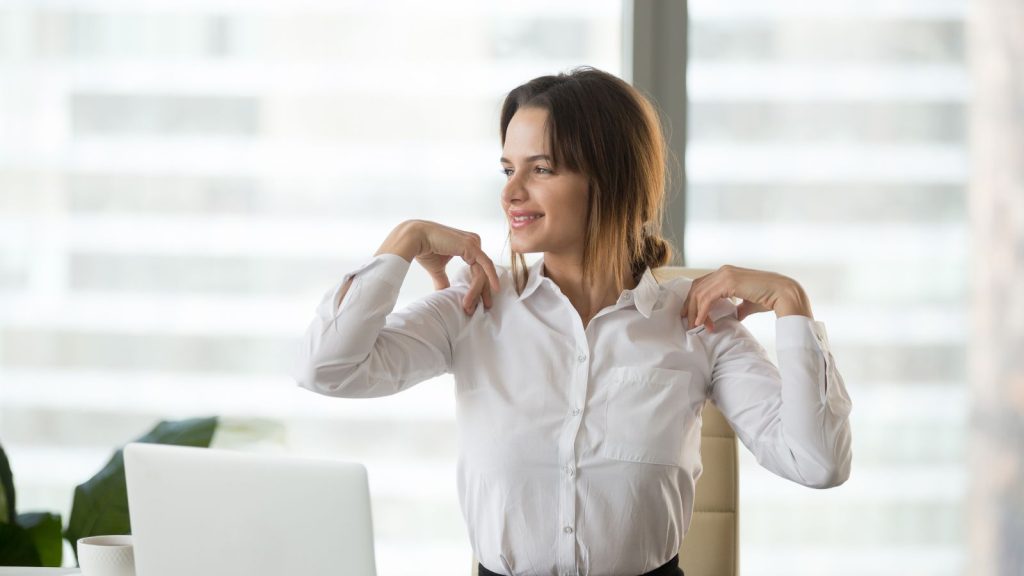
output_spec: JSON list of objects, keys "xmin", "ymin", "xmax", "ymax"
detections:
[
  {"xmin": 450, "ymin": 262, "xmax": 515, "ymax": 292},
  {"xmin": 654, "ymin": 274, "xmax": 739, "ymax": 322},
  {"xmin": 654, "ymin": 273, "xmax": 694, "ymax": 297}
]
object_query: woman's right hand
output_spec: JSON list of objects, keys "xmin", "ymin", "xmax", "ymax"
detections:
[{"xmin": 376, "ymin": 220, "xmax": 501, "ymax": 314}]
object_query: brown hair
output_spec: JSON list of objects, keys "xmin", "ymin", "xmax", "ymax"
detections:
[{"xmin": 499, "ymin": 66, "xmax": 675, "ymax": 296}]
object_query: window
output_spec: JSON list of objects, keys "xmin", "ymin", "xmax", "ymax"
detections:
[
  {"xmin": 0, "ymin": 2, "xmax": 623, "ymax": 572},
  {"xmin": 686, "ymin": 0, "xmax": 967, "ymax": 574}
]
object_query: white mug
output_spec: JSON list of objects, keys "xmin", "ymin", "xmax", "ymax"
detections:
[{"xmin": 77, "ymin": 535, "xmax": 136, "ymax": 576}]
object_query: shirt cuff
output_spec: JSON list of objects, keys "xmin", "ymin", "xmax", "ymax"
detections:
[
  {"xmin": 347, "ymin": 253, "xmax": 412, "ymax": 289},
  {"xmin": 328, "ymin": 253, "xmax": 411, "ymax": 312},
  {"xmin": 776, "ymin": 315, "xmax": 831, "ymax": 355}
]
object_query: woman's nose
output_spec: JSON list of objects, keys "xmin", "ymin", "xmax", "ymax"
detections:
[{"xmin": 501, "ymin": 173, "xmax": 527, "ymax": 204}]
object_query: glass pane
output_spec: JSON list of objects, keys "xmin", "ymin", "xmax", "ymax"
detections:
[
  {"xmin": 0, "ymin": 2, "xmax": 623, "ymax": 572},
  {"xmin": 686, "ymin": 1, "xmax": 967, "ymax": 574}
]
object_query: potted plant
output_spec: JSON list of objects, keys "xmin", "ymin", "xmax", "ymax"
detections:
[{"xmin": 0, "ymin": 416, "xmax": 219, "ymax": 567}]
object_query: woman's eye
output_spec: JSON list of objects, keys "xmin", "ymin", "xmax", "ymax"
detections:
[{"xmin": 502, "ymin": 166, "xmax": 552, "ymax": 177}]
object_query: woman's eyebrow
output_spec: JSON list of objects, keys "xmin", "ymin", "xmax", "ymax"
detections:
[{"xmin": 499, "ymin": 154, "xmax": 553, "ymax": 164}]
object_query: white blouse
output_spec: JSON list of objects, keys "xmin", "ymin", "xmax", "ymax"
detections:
[{"xmin": 291, "ymin": 253, "xmax": 853, "ymax": 576}]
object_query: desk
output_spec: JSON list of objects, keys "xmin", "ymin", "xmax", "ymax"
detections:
[{"xmin": 0, "ymin": 565, "xmax": 79, "ymax": 569}]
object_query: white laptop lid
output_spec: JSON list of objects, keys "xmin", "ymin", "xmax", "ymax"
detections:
[{"xmin": 124, "ymin": 443, "xmax": 376, "ymax": 576}]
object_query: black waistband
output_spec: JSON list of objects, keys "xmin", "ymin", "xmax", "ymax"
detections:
[{"xmin": 477, "ymin": 554, "xmax": 684, "ymax": 576}]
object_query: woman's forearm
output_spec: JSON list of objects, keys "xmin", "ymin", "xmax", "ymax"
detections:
[
  {"xmin": 332, "ymin": 221, "xmax": 423, "ymax": 308},
  {"xmin": 375, "ymin": 220, "xmax": 423, "ymax": 262}
]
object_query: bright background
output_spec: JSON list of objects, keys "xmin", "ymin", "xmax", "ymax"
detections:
[{"xmin": 0, "ymin": 0, "xmax": 974, "ymax": 575}]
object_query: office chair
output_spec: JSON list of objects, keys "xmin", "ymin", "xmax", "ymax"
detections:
[
  {"xmin": 470, "ymin": 267, "xmax": 740, "ymax": 576},
  {"xmin": 657, "ymin": 266, "xmax": 740, "ymax": 576}
]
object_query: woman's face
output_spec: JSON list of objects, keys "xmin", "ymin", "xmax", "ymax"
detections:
[{"xmin": 500, "ymin": 106, "xmax": 590, "ymax": 258}]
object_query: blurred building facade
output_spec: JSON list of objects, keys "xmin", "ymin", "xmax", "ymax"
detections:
[
  {"xmin": 0, "ymin": 2, "xmax": 623, "ymax": 572},
  {"xmin": 685, "ymin": 0, "xmax": 968, "ymax": 574},
  {"xmin": 0, "ymin": 1, "xmax": 981, "ymax": 574},
  {"xmin": 968, "ymin": 0, "xmax": 1024, "ymax": 573}
]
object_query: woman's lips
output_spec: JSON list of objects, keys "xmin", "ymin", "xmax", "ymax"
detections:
[{"xmin": 510, "ymin": 214, "xmax": 543, "ymax": 229}]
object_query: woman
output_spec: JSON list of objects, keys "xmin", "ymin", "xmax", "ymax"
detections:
[{"xmin": 293, "ymin": 67, "xmax": 853, "ymax": 576}]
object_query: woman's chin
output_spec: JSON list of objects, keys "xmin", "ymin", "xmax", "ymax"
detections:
[
  {"xmin": 509, "ymin": 228, "xmax": 551, "ymax": 255},
  {"xmin": 511, "ymin": 242, "xmax": 543, "ymax": 255}
]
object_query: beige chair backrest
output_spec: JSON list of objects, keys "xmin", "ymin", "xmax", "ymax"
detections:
[
  {"xmin": 470, "ymin": 267, "xmax": 739, "ymax": 576},
  {"xmin": 655, "ymin": 266, "xmax": 739, "ymax": 576},
  {"xmin": 678, "ymin": 401, "xmax": 739, "ymax": 576}
]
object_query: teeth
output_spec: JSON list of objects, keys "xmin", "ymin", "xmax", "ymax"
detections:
[{"xmin": 513, "ymin": 215, "xmax": 542, "ymax": 222}]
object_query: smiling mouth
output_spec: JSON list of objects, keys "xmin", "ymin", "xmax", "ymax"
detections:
[{"xmin": 510, "ymin": 214, "xmax": 544, "ymax": 229}]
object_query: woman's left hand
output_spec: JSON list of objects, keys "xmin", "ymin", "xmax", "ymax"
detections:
[{"xmin": 681, "ymin": 265, "xmax": 814, "ymax": 332}]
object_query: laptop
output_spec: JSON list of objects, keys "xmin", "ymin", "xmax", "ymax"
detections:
[{"xmin": 124, "ymin": 443, "xmax": 377, "ymax": 576}]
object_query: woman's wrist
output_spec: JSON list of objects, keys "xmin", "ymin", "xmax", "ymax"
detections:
[
  {"xmin": 375, "ymin": 220, "xmax": 423, "ymax": 263},
  {"xmin": 773, "ymin": 280, "xmax": 814, "ymax": 319}
]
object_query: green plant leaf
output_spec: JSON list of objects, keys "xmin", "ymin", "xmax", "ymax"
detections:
[
  {"xmin": 17, "ymin": 512, "xmax": 63, "ymax": 567},
  {"xmin": 0, "ymin": 522, "xmax": 41, "ymax": 567},
  {"xmin": 64, "ymin": 416, "xmax": 218, "ymax": 564},
  {"xmin": 0, "ymin": 444, "xmax": 16, "ymax": 525}
]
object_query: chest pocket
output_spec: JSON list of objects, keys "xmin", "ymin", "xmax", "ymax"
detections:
[{"xmin": 598, "ymin": 366, "xmax": 693, "ymax": 468}]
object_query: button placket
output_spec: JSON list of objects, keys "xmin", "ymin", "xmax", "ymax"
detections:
[
  {"xmin": 557, "ymin": 331, "xmax": 589, "ymax": 574},
  {"xmin": 550, "ymin": 287, "xmax": 588, "ymax": 575}
]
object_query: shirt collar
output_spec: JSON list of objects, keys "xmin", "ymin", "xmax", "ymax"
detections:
[
  {"xmin": 630, "ymin": 267, "xmax": 660, "ymax": 318},
  {"xmin": 515, "ymin": 256, "xmax": 547, "ymax": 302},
  {"xmin": 516, "ymin": 256, "xmax": 662, "ymax": 318}
]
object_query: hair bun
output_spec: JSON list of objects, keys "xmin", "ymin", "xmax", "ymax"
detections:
[
  {"xmin": 632, "ymin": 234, "xmax": 672, "ymax": 279},
  {"xmin": 643, "ymin": 235, "xmax": 671, "ymax": 268}
]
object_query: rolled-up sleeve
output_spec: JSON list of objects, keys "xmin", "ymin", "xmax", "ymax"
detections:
[
  {"xmin": 703, "ymin": 304, "xmax": 853, "ymax": 488},
  {"xmin": 290, "ymin": 254, "xmax": 468, "ymax": 398}
]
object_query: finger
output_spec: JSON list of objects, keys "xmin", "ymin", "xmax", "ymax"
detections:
[
  {"xmin": 462, "ymin": 274, "xmax": 479, "ymax": 314},
  {"xmin": 694, "ymin": 301, "xmax": 707, "ymax": 330},
  {"xmin": 473, "ymin": 250, "xmax": 502, "ymax": 293},
  {"xmin": 693, "ymin": 279, "xmax": 721, "ymax": 329},
  {"xmin": 681, "ymin": 284, "xmax": 694, "ymax": 322},
  {"xmin": 463, "ymin": 268, "xmax": 486, "ymax": 315},
  {"xmin": 687, "ymin": 280, "xmax": 706, "ymax": 329},
  {"xmin": 737, "ymin": 300, "xmax": 768, "ymax": 321},
  {"xmin": 463, "ymin": 293, "xmax": 480, "ymax": 315},
  {"xmin": 469, "ymin": 264, "xmax": 492, "ymax": 310},
  {"xmin": 736, "ymin": 300, "xmax": 751, "ymax": 321},
  {"xmin": 700, "ymin": 276, "xmax": 738, "ymax": 329},
  {"xmin": 685, "ymin": 292, "xmax": 698, "ymax": 330},
  {"xmin": 682, "ymin": 272, "xmax": 711, "ymax": 326},
  {"xmin": 482, "ymin": 278, "xmax": 493, "ymax": 309},
  {"xmin": 470, "ymin": 265, "xmax": 491, "ymax": 311},
  {"xmin": 460, "ymin": 241, "xmax": 481, "ymax": 265},
  {"xmin": 694, "ymin": 288, "xmax": 717, "ymax": 329}
]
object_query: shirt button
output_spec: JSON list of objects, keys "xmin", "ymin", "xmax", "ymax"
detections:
[
  {"xmin": 563, "ymin": 526, "xmax": 574, "ymax": 534},
  {"xmin": 577, "ymin": 353, "xmax": 587, "ymax": 363},
  {"xmin": 571, "ymin": 408, "xmax": 581, "ymax": 416},
  {"xmin": 565, "ymin": 466, "xmax": 575, "ymax": 477}
]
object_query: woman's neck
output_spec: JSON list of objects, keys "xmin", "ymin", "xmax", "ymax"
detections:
[{"xmin": 542, "ymin": 251, "xmax": 637, "ymax": 327}]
